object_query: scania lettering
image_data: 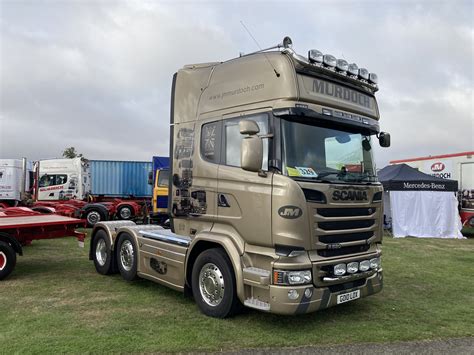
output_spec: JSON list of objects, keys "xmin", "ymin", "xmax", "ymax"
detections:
[{"xmin": 90, "ymin": 37, "xmax": 390, "ymax": 317}]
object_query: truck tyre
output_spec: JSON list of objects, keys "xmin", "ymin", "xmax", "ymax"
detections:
[
  {"xmin": 92, "ymin": 230, "xmax": 114, "ymax": 275},
  {"xmin": 191, "ymin": 248, "xmax": 240, "ymax": 318},
  {"xmin": 85, "ymin": 209, "xmax": 106, "ymax": 227},
  {"xmin": 116, "ymin": 233, "xmax": 138, "ymax": 281},
  {"xmin": 0, "ymin": 241, "xmax": 16, "ymax": 281},
  {"xmin": 117, "ymin": 206, "xmax": 133, "ymax": 220}
]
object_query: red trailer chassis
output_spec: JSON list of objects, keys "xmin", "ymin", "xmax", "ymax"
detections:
[{"xmin": 0, "ymin": 207, "xmax": 86, "ymax": 280}]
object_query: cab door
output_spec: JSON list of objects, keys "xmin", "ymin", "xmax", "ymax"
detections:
[
  {"xmin": 216, "ymin": 113, "xmax": 273, "ymax": 247},
  {"xmin": 154, "ymin": 169, "xmax": 169, "ymax": 215}
]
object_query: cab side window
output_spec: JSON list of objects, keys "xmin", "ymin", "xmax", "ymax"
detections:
[
  {"xmin": 223, "ymin": 114, "xmax": 269, "ymax": 170},
  {"xmin": 157, "ymin": 170, "xmax": 170, "ymax": 187},
  {"xmin": 39, "ymin": 174, "xmax": 68, "ymax": 187},
  {"xmin": 200, "ymin": 121, "xmax": 222, "ymax": 164}
]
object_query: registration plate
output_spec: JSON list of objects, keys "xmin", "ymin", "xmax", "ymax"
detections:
[{"xmin": 337, "ymin": 290, "xmax": 360, "ymax": 304}]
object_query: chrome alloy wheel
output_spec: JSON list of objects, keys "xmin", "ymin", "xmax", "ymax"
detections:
[
  {"xmin": 95, "ymin": 239, "xmax": 107, "ymax": 266},
  {"xmin": 87, "ymin": 211, "xmax": 101, "ymax": 225},
  {"xmin": 119, "ymin": 207, "xmax": 132, "ymax": 219},
  {"xmin": 120, "ymin": 240, "xmax": 134, "ymax": 272},
  {"xmin": 199, "ymin": 263, "xmax": 225, "ymax": 307}
]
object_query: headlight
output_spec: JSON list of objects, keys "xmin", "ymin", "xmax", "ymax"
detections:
[
  {"xmin": 347, "ymin": 262, "xmax": 359, "ymax": 274},
  {"xmin": 333, "ymin": 263, "xmax": 346, "ymax": 276},
  {"xmin": 273, "ymin": 270, "xmax": 312, "ymax": 285},
  {"xmin": 370, "ymin": 257, "xmax": 381, "ymax": 270}
]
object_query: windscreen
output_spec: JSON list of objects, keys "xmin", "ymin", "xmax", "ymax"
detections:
[{"xmin": 281, "ymin": 118, "xmax": 376, "ymax": 183}]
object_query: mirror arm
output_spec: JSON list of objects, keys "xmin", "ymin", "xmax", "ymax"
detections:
[{"xmin": 258, "ymin": 133, "xmax": 274, "ymax": 139}]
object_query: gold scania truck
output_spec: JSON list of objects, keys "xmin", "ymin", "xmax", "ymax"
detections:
[{"xmin": 90, "ymin": 37, "xmax": 390, "ymax": 318}]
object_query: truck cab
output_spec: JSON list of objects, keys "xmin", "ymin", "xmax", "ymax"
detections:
[
  {"xmin": 150, "ymin": 168, "xmax": 169, "ymax": 223},
  {"xmin": 37, "ymin": 158, "xmax": 90, "ymax": 201},
  {"xmin": 90, "ymin": 37, "xmax": 390, "ymax": 318}
]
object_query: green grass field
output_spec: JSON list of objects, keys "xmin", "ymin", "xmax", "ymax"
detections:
[{"xmin": 1, "ymin": 232, "xmax": 473, "ymax": 353}]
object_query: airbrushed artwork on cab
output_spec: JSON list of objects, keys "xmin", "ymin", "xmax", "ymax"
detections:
[{"xmin": 172, "ymin": 126, "xmax": 207, "ymax": 217}]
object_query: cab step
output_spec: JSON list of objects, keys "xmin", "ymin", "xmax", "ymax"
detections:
[
  {"xmin": 243, "ymin": 267, "xmax": 271, "ymax": 288},
  {"xmin": 244, "ymin": 298, "xmax": 270, "ymax": 311}
]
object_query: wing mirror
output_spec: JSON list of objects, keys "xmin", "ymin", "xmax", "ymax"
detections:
[
  {"xmin": 378, "ymin": 132, "xmax": 391, "ymax": 148},
  {"xmin": 240, "ymin": 120, "xmax": 263, "ymax": 172}
]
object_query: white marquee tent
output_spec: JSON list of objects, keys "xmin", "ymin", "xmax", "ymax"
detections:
[{"xmin": 378, "ymin": 164, "xmax": 463, "ymax": 239}]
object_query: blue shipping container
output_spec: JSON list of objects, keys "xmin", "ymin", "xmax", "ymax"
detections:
[{"xmin": 90, "ymin": 160, "xmax": 153, "ymax": 197}]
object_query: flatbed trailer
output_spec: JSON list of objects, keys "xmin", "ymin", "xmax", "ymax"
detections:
[{"xmin": 0, "ymin": 207, "xmax": 86, "ymax": 280}]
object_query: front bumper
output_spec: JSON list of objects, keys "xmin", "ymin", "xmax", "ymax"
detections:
[{"xmin": 265, "ymin": 269, "xmax": 383, "ymax": 315}]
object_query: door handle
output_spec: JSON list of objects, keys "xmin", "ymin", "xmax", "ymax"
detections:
[{"xmin": 218, "ymin": 194, "xmax": 230, "ymax": 207}]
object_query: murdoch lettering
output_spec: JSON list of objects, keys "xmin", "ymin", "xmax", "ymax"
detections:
[{"xmin": 313, "ymin": 79, "xmax": 371, "ymax": 109}]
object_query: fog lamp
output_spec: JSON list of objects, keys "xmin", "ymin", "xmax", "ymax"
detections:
[
  {"xmin": 288, "ymin": 289, "xmax": 299, "ymax": 300},
  {"xmin": 323, "ymin": 54, "xmax": 336, "ymax": 67},
  {"xmin": 370, "ymin": 257, "xmax": 380, "ymax": 270},
  {"xmin": 359, "ymin": 260, "xmax": 370, "ymax": 272},
  {"xmin": 304, "ymin": 288, "xmax": 313, "ymax": 298},
  {"xmin": 308, "ymin": 49, "xmax": 323, "ymax": 63},
  {"xmin": 333, "ymin": 263, "xmax": 346, "ymax": 276},
  {"xmin": 347, "ymin": 262, "xmax": 359, "ymax": 274}
]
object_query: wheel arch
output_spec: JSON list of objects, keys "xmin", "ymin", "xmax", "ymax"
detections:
[
  {"xmin": 185, "ymin": 232, "xmax": 245, "ymax": 303},
  {"xmin": 0, "ymin": 232, "xmax": 23, "ymax": 256}
]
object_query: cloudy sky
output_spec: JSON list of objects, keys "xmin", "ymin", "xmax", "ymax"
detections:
[{"xmin": 0, "ymin": 0, "xmax": 472, "ymax": 168}]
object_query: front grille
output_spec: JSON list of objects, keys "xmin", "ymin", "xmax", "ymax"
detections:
[
  {"xmin": 319, "ymin": 219, "xmax": 374, "ymax": 231},
  {"xmin": 317, "ymin": 207, "xmax": 375, "ymax": 218},
  {"xmin": 318, "ymin": 245, "xmax": 370, "ymax": 257},
  {"xmin": 320, "ymin": 231, "xmax": 373, "ymax": 244}
]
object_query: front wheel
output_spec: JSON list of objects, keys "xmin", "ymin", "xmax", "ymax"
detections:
[
  {"xmin": 116, "ymin": 233, "xmax": 138, "ymax": 281},
  {"xmin": 0, "ymin": 241, "xmax": 16, "ymax": 281},
  {"xmin": 191, "ymin": 248, "xmax": 240, "ymax": 318}
]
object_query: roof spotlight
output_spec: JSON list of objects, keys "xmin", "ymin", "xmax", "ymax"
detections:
[
  {"xmin": 369, "ymin": 73, "xmax": 378, "ymax": 84},
  {"xmin": 348, "ymin": 63, "xmax": 359, "ymax": 76},
  {"xmin": 358, "ymin": 68, "xmax": 369, "ymax": 80},
  {"xmin": 336, "ymin": 59, "xmax": 348, "ymax": 72},
  {"xmin": 308, "ymin": 49, "xmax": 323, "ymax": 63},
  {"xmin": 323, "ymin": 54, "xmax": 336, "ymax": 68}
]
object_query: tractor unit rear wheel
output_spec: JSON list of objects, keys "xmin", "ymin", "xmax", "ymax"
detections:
[
  {"xmin": 116, "ymin": 233, "xmax": 138, "ymax": 281},
  {"xmin": 92, "ymin": 230, "xmax": 115, "ymax": 275},
  {"xmin": 0, "ymin": 241, "xmax": 16, "ymax": 281}
]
